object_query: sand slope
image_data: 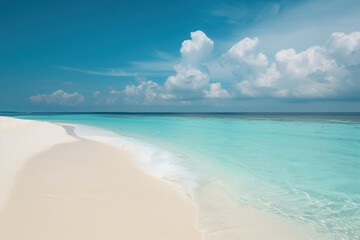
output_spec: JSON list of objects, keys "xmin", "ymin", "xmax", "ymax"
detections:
[{"xmin": 0, "ymin": 117, "xmax": 201, "ymax": 240}]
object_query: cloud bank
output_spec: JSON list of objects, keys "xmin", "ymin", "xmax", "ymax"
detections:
[
  {"xmin": 33, "ymin": 30, "xmax": 360, "ymax": 106},
  {"xmin": 30, "ymin": 90, "xmax": 85, "ymax": 106},
  {"xmin": 119, "ymin": 30, "xmax": 360, "ymax": 105}
]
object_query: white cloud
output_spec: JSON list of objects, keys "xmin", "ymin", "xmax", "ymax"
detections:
[
  {"xmin": 223, "ymin": 0, "xmax": 360, "ymax": 57},
  {"xmin": 237, "ymin": 80, "xmax": 256, "ymax": 97},
  {"xmin": 95, "ymin": 80, "xmax": 166, "ymax": 105},
  {"xmin": 30, "ymin": 90, "xmax": 85, "ymax": 106},
  {"xmin": 226, "ymin": 37, "xmax": 268, "ymax": 66},
  {"xmin": 60, "ymin": 30, "xmax": 359, "ymax": 107},
  {"xmin": 124, "ymin": 80, "xmax": 164, "ymax": 104},
  {"xmin": 165, "ymin": 30, "xmax": 214, "ymax": 94},
  {"xmin": 273, "ymin": 46, "xmax": 344, "ymax": 98},
  {"xmin": 117, "ymin": 31, "xmax": 360, "ymax": 105},
  {"xmin": 117, "ymin": 31, "xmax": 229, "ymax": 104},
  {"xmin": 162, "ymin": 30, "xmax": 228, "ymax": 100},
  {"xmin": 255, "ymin": 63, "xmax": 280, "ymax": 87},
  {"xmin": 203, "ymin": 83, "xmax": 230, "ymax": 98},
  {"xmin": 230, "ymin": 31, "xmax": 360, "ymax": 99},
  {"xmin": 110, "ymin": 89, "xmax": 121, "ymax": 95},
  {"xmin": 165, "ymin": 65, "xmax": 210, "ymax": 92},
  {"xmin": 275, "ymin": 46, "xmax": 336, "ymax": 78},
  {"xmin": 92, "ymin": 90, "xmax": 116, "ymax": 105},
  {"xmin": 327, "ymin": 31, "xmax": 360, "ymax": 66},
  {"xmin": 180, "ymin": 30, "xmax": 214, "ymax": 66}
]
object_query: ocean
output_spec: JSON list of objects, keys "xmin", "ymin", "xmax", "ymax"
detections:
[{"xmin": 4, "ymin": 112, "xmax": 360, "ymax": 239}]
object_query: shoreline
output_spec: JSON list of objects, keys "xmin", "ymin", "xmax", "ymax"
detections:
[
  {"xmin": 65, "ymin": 121, "xmax": 328, "ymax": 240},
  {"xmin": 0, "ymin": 116, "xmax": 329, "ymax": 239},
  {"xmin": 0, "ymin": 117, "xmax": 202, "ymax": 240}
]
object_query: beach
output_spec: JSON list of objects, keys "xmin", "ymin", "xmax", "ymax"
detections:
[
  {"xmin": 1, "ymin": 114, "xmax": 358, "ymax": 239},
  {"xmin": 0, "ymin": 116, "xmax": 201, "ymax": 240}
]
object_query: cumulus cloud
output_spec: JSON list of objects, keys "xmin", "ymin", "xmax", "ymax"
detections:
[
  {"xmin": 273, "ymin": 46, "xmax": 344, "ymax": 98},
  {"xmin": 30, "ymin": 90, "xmax": 85, "ymax": 106},
  {"xmin": 224, "ymin": 36, "xmax": 276, "ymax": 97},
  {"xmin": 203, "ymin": 83, "xmax": 230, "ymax": 98},
  {"xmin": 230, "ymin": 31, "xmax": 360, "ymax": 99},
  {"xmin": 162, "ymin": 30, "xmax": 229, "ymax": 99},
  {"xmin": 117, "ymin": 30, "xmax": 360, "ymax": 105},
  {"xmin": 165, "ymin": 65, "xmax": 210, "ymax": 92},
  {"xmin": 327, "ymin": 31, "xmax": 360, "ymax": 66},
  {"xmin": 94, "ymin": 80, "xmax": 167, "ymax": 105},
  {"xmin": 275, "ymin": 46, "xmax": 335, "ymax": 78},
  {"xmin": 120, "ymin": 30, "xmax": 230, "ymax": 103},
  {"xmin": 51, "ymin": 30, "xmax": 360, "ymax": 107},
  {"xmin": 165, "ymin": 31, "xmax": 213, "ymax": 93},
  {"xmin": 255, "ymin": 63, "xmax": 280, "ymax": 88},
  {"xmin": 180, "ymin": 30, "xmax": 214, "ymax": 66},
  {"xmin": 226, "ymin": 37, "xmax": 268, "ymax": 66},
  {"xmin": 124, "ymin": 80, "xmax": 164, "ymax": 104}
]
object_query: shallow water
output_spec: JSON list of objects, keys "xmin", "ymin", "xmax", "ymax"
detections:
[{"xmin": 6, "ymin": 113, "xmax": 360, "ymax": 239}]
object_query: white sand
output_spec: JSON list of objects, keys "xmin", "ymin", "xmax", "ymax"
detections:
[
  {"xmin": 0, "ymin": 117, "xmax": 201, "ymax": 240},
  {"xmin": 0, "ymin": 117, "xmax": 76, "ymax": 209}
]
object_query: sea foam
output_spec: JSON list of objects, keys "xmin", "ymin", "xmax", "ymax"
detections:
[
  {"xmin": 71, "ymin": 123, "xmax": 327, "ymax": 240},
  {"xmin": 73, "ymin": 124, "xmax": 199, "ymax": 194}
]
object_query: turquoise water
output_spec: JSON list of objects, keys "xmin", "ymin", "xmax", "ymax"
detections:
[{"xmin": 5, "ymin": 113, "xmax": 360, "ymax": 239}]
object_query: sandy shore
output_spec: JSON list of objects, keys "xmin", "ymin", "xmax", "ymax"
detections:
[{"xmin": 0, "ymin": 117, "xmax": 201, "ymax": 240}]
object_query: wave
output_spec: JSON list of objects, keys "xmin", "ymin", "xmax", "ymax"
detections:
[
  {"xmin": 71, "ymin": 123, "xmax": 330, "ymax": 240},
  {"xmin": 73, "ymin": 124, "xmax": 199, "ymax": 194}
]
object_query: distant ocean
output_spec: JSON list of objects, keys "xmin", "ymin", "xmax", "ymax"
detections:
[{"xmin": 4, "ymin": 112, "xmax": 360, "ymax": 239}]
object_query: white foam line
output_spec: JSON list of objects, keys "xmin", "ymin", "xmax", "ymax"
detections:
[{"xmin": 65, "ymin": 123, "xmax": 199, "ymax": 194}]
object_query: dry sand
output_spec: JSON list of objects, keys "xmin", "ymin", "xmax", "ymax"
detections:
[{"xmin": 0, "ymin": 117, "xmax": 201, "ymax": 240}]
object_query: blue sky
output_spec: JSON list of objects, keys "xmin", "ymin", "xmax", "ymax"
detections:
[{"xmin": 1, "ymin": 0, "xmax": 360, "ymax": 112}]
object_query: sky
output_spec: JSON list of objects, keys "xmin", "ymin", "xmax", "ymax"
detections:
[{"xmin": 1, "ymin": 0, "xmax": 360, "ymax": 112}]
